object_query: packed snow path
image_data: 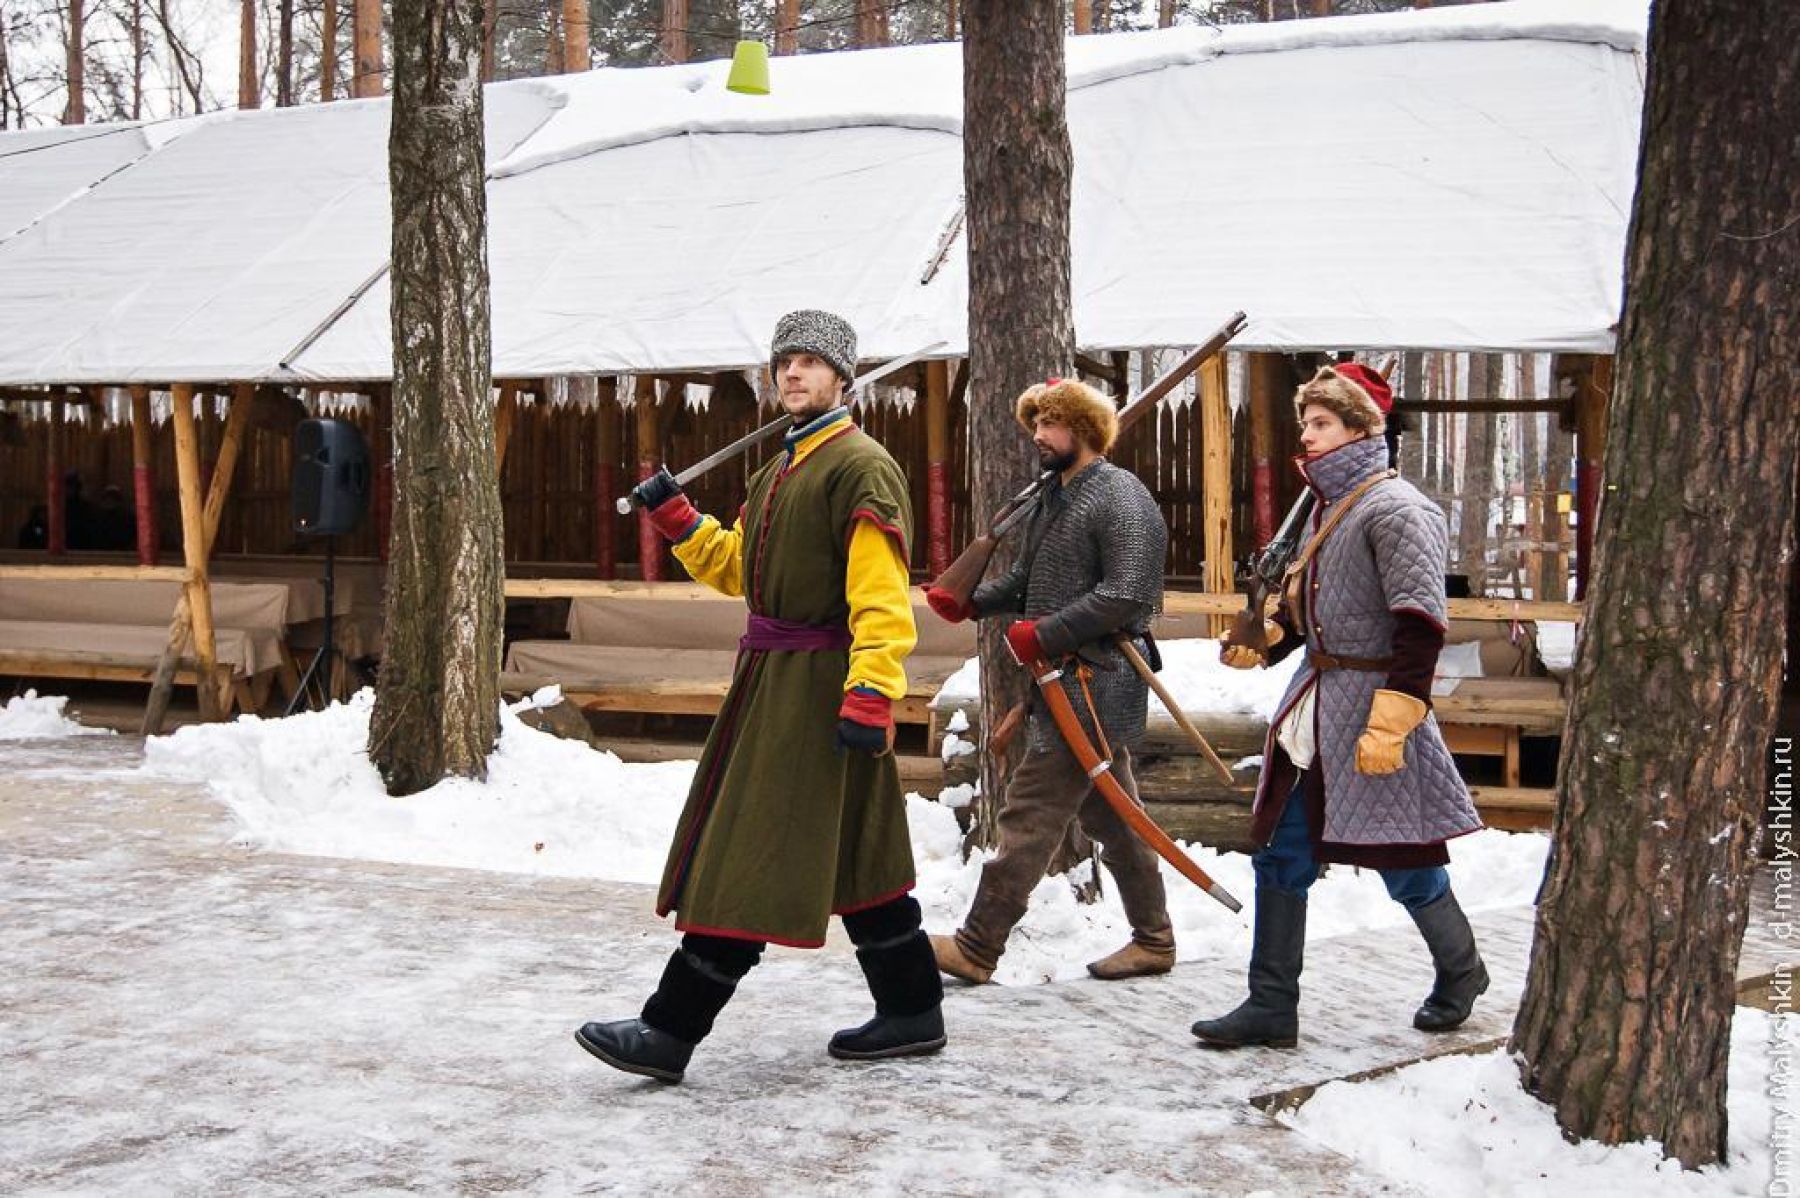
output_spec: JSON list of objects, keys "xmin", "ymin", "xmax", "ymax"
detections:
[{"xmin": 0, "ymin": 733, "xmax": 1758, "ymax": 1194}]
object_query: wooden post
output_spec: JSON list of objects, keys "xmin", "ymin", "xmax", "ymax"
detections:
[
  {"xmin": 373, "ymin": 384, "xmax": 393, "ymax": 561},
  {"xmin": 925, "ymin": 359, "xmax": 953, "ymax": 577},
  {"xmin": 47, "ymin": 397, "xmax": 66, "ymax": 554},
  {"xmin": 239, "ymin": 0, "xmax": 260, "ymax": 109},
  {"xmin": 494, "ymin": 382, "xmax": 518, "ymax": 472},
  {"xmin": 1572, "ymin": 355, "xmax": 1611, "ymax": 601},
  {"xmin": 1246, "ymin": 352, "xmax": 1283, "ymax": 547},
  {"xmin": 594, "ymin": 378, "xmax": 620, "ymax": 578},
  {"xmin": 561, "ymin": 0, "xmax": 588, "ymax": 71},
  {"xmin": 129, "ymin": 385, "xmax": 158, "ymax": 565},
  {"xmin": 170, "ymin": 385, "xmax": 220, "ymax": 720},
  {"xmin": 321, "ymin": 0, "xmax": 337, "ymax": 100},
  {"xmin": 1201, "ymin": 354, "xmax": 1234, "ymax": 635},
  {"xmin": 661, "ymin": 0, "xmax": 688, "ymax": 64},
  {"xmin": 144, "ymin": 387, "xmax": 253, "ymax": 731},
  {"xmin": 775, "ymin": 0, "xmax": 800, "ymax": 54},
  {"xmin": 634, "ymin": 376, "xmax": 663, "ymax": 582},
  {"xmin": 353, "ymin": 0, "xmax": 383, "ymax": 97}
]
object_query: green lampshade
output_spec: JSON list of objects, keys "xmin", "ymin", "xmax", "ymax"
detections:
[{"xmin": 726, "ymin": 40, "xmax": 771, "ymax": 96}]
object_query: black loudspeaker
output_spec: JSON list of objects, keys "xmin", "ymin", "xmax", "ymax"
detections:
[{"xmin": 291, "ymin": 418, "xmax": 370, "ymax": 536}]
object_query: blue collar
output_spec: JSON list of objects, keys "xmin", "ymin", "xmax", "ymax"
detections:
[{"xmin": 783, "ymin": 405, "xmax": 850, "ymax": 452}]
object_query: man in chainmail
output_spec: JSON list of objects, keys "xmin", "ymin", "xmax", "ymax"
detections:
[{"xmin": 924, "ymin": 378, "xmax": 1173, "ymax": 984}]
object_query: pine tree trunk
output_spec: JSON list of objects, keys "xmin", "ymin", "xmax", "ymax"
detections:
[
  {"xmin": 239, "ymin": 0, "xmax": 259, "ymax": 109},
  {"xmin": 1510, "ymin": 0, "xmax": 1800, "ymax": 1167},
  {"xmin": 322, "ymin": 0, "xmax": 338, "ymax": 99},
  {"xmin": 369, "ymin": 0, "xmax": 503, "ymax": 797},
  {"xmin": 353, "ymin": 0, "xmax": 382, "ymax": 97},
  {"xmin": 961, "ymin": 1, "xmax": 1075, "ymax": 849},
  {"xmin": 64, "ymin": 0, "xmax": 84, "ymax": 124},
  {"xmin": 277, "ymin": 0, "xmax": 294, "ymax": 105}
]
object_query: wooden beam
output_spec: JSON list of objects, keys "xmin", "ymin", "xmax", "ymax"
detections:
[
  {"xmin": 925, "ymin": 359, "xmax": 952, "ymax": 577},
  {"xmin": 594, "ymin": 378, "xmax": 620, "ymax": 579},
  {"xmin": 168, "ymin": 385, "xmax": 220, "ymax": 720},
  {"xmin": 1073, "ymin": 352, "xmax": 1124, "ymax": 391},
  {"xmin": 145, "ymin": 387, "xmax": 252, "ymax": 730},
  {"xmin": 634, "ymin": 377, "xmax": 664, "ymax": 582},
  {"xmin": 1200, "ymin": 353, "xmax": 1234, "ymax": 636},
  {"xmin": 47, "ymin": 398, "xmax": 65, "ymax": 555},
  {"xmin": 1399, "ymin": 398, "xmax": 1574, "ymax": 416},
  {"xmin": 129, "ymin": 385, "xmax": 158, "ymax": 565},
  {"xmin": 0, "ymin": 564, "xmax": 190, "ymax": 581}
]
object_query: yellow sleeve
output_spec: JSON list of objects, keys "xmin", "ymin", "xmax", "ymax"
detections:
[
  {"xmin": 844, "ymin": 518, "xmax": 917, "ymax": 700},
  {"xmin": 670, "ymin": 513, "xmax": 745, "ymax": 598}
]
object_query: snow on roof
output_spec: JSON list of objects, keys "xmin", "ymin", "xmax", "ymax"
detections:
[{"xmin": 0, "ymin": 0, "xmax": 1647, "ymax": 385}]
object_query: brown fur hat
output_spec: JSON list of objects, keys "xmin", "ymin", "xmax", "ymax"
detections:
[
  {"xmin": 1292, "ymin": 365, "xmax": 1388, "ymax": 437},
  {"xmin": 1014, "ymin": 378, "xmax": 1120, "ymax": 454}
]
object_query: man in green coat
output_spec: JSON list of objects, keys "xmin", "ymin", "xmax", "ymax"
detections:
[{"xmin": 575, "ymin": 310, "xmax": 945, "ymax": 1083}]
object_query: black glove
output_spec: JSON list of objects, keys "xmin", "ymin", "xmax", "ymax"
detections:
[
  {"xmin": 835, "ymin": 718, "xmax": 889, "ymax": 756},
  {"xmin": 632, "ymin": 467, "xmax": 683, "ymax": 512}
]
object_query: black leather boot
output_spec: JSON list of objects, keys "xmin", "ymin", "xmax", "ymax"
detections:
[
  {"xmin": 574, "ymin": 1018, "xmax": 694, "ymax": 1083},
  {"xmin": 1408, "ymin": 888, "xmax": 1489, "ymax": 1032},
  {"xmin": 833, "ymin": 901, "xmax": 947, "ymax": 1061},
  {"xmin": 576, "ymin": 938, "xmax": 758, "ymax": 1083},
  {"xmin": 1191, "ymin": 887, "xmax": 1306, "ymax": 1049}
]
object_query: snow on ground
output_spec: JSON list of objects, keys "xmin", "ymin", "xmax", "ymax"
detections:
[
  {"xmin": 932, "ymin": 637, "xmax": 1304, "ymax": 721},
  {"xmin": 0, "ymin": 690, "xmax": 113, "ymax": 740},
  {"xmin": 143, "ymin": 686, "xmax": 1550, "ymax": 989},
  {"xmin": 1283, "ymin": 1007, "xmax": 1795, "ymax": 1196}
]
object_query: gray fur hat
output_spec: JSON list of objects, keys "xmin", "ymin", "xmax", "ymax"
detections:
[{"xmin": 769, "ymin": 309, "xmax": 857, "ymax": 383}]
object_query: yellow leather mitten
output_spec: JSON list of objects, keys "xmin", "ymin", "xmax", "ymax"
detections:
[
  {"xmin": 1354, "ymin": 689, "xmax": 1429, "ymax": 775},
  {"xmin": 1220, "ymin": 620, "xmax": 1284, "ymax": 670}
]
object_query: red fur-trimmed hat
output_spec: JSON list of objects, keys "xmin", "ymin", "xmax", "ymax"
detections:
[{"xmin": 1293, "ymin": 364, "xmax": 1390, "ymax": 436}]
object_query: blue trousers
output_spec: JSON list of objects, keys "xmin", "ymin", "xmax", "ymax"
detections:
[{"xmin": 1252, "ymin": 779, "xmax": 1448, "ymax": 911}]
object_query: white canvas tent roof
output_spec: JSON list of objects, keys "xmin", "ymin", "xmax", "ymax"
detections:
[{"xmin": 0, "ymin": 0, "xmax": 1646, "ymax": 386}]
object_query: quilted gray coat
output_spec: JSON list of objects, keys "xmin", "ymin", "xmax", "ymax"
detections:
[{"xmin": 1250, "ymin": 436, "xmax": 1481, "ymax": 849}]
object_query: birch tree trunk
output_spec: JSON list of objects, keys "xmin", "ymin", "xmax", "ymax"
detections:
[
  {"xmin": 369, "ymin": 0, "xmax": 503, "ymax": 797},
  {"xmin": 1510, "ymin": 0, "xmax": 1800, "ymax": 1167},
  {"xmin": 961, "ymin": 0, "xmax": 1076, "ymax": 849}
]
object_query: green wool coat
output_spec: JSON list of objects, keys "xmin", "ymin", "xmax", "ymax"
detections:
[{"xmin": 654, "ymin": 425, "xmax": 918, "ymax": 948}]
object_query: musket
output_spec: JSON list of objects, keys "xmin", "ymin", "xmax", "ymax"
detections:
[
  {"xmin": 930, "ymin": 311, "xmax": 1248, "ymax": 607},
  {"xmin": 1007, "ymin": 638, "xmax": 1243, "ymax": 913},
  {"xmin": 615, "ymin": 339, "xmax": 948, "ymax": 514},
  {"xmin": 1227, "ymin": 490, "xmax": 1315, "ymax": 655}
]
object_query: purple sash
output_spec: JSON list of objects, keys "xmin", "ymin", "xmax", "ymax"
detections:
[{"xmin": 740, "ymin": 613, "xmax": 852, "ymax": 653}]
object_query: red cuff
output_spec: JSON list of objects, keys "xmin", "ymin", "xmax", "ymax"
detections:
[
  {"xmin": 925, "ymin": 585, "xmax": 974, "ymax": 624},
  {"xmin": 838, "ymin": 688, "xmax": 893, "ymax": 729},
  {"xmin": 1004, "ymin": 619, "xmax": 1044, "ymax": 665},
  {"xmin": 647, "ymin": 494, "xmax": 702, "ymax": 542}
]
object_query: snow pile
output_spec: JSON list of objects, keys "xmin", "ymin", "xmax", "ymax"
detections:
[
  {"xmin": 0, "ymin": 690, "xmax": 111, "ymax": 740},
  {"xmin": 1282, "ymin": 1007, "xmax": 1795, "ymax": 1195},
  {"xmin": 932, "ymin": 637, "xmax": 1304, "ymax": 722},
  {"xmin": 142, "ymin": 689, "xmax": 693, "ymax": 882},
  {"xmin": 907, "ymin": 791, "xmax": 1547, "ymax": 985},
  {"xmin": 144, "ymin": 687, "xmax": 1549, "ymax": 986}
]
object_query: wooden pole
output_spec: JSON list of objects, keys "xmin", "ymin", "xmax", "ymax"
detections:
[
  {"xmin": 373, "ymin": 383, "xmax": 392, "ymax": 561},
  {"xmin": 144, "ymin": 387, "xmax": 253, "ymax": 732},
  {"xmin": 239, "ymin": 0, "xmax": 259, "ymax": 109},
  {"xmin": 1246, "ymin": 352, "xmax": 1283, "ymax": 547},
  {"xmin": 321, "ymin": 0, "xmax": 337, "ymax": 100},
  {"xmin": 634, "ymin": 376, "xmax": 663, "ymax": 582},
  {"xmin": 594, "ymin": 378, "xmax": 620, "ymax": 578},
  {"xmin": 925, "ymin": 359, "xmax": 953, "ymax": 577},
  {"xmin": 562, "ymin": 0, "xmax": 589, "ymax": 71},
  {"xmin": 129, "ymin": 385, "xmax": 158, "ymax": 565},
  {"xmin": 775, "ymin": 0, "xmax": 800, "ymax": 53},
  {"xmin": 1573, "ymin": 355, "xmax": 1611, "ymax": 601},
  {"xmin": 47, "ymin": 398, "xmax": 66, "ymax": 554},
  {"xmin": 1200, "ymin": 353, "xmax": 1234, "ymax": 636},
  {"xmin": 169, "ymin": 385, "xmax": 220, "ymax": 720},
  {"xmin": 353, "ymin": 0, "xmax": 383, "ymax": 97}
]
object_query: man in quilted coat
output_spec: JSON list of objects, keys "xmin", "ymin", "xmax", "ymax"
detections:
[
  {"xmin": 573, "ymin": 310, "xmax": 944, "ymax": 1082},
  {"xmin": 1192, "ymin": 364, "xmax": 1488, "ymax": 1048}
]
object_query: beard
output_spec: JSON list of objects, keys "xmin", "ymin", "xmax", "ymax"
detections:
[{"xmin": 1037, "ymin": 443, "xmax": 1079, "ymax": 474}]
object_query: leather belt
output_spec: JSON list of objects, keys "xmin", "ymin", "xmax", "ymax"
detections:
[{"xmin": 1307, "ymin": 649, "xmax": 1394, "ymax": 673}]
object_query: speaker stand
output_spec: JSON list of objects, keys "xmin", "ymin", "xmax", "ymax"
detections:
[{"xmin": 285, "ymin": 536, "xmax": 340, "ymax": 716}]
